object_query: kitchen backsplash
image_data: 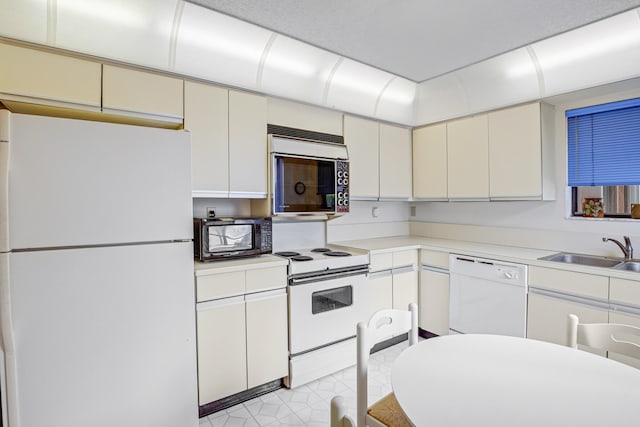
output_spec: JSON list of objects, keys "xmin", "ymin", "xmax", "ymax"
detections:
[{"xmin": 327, "ymin": 200, "xmax": 410, "ymax": 243}]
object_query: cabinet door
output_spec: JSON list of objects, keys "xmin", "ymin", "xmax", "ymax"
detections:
[
  {"xmin": 489, "ymin": 103, "xmax": 542, "ymax": 199},
  {"xmin": 608, "ymin": 312, "xmax": 640, "ymax": 369},
  {"xmin": 229, "ymin": 91, "xmax": 267, "ymax": 198},
  {"xmin": 0, "ymin": 43, "xmax": 101, "ymax": 109},
  {"xmin": 413, "ymin": 123, "xmax": 447, "ymax": 199},
  {"xmin": 344, "ymin": 115, "xmax": 379, "ymax": 200},
  {"xmin": 184, "ymin": 81, "xmax": 229, "ymax": 196},
  {"xmin": 392, "ymin": 267, "xmax": 419, "ymax": 311},
  {"xmin": 527, "ymin": 292, "xmax": 608, "ymax": 354},
  {"xmin": 379, "ymin": 124, "xmax": 412, "ymax": 200},
  {"xmin": 196, "ymin": 297, "xmax": 247, "ymax": 405},
  {"xmin": 369, "ymin": 270, "xmax": 393, "ymax": 319},
  {"xmin": 419, "ymin": 269, "xmax": 450, "ymax": 335},
  {"xmin": 246, "ymin": 290, "xmax": 289, "ymax": 388},
  {"xmin": 102, "ymin": 65, "xmax": 183, "ymax": 124},
  {"xmin": 447, "ymin": 115, "xmax": 489, "ymax": 199}
]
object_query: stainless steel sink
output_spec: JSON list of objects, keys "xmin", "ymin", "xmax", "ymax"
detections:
[
  {"xmin": 613, "ymin": 261, "xmax": 640, "ymax": 272},
  {"xmin": 539, "ymin": 253, "xmax": 623, "ymax": 268}
]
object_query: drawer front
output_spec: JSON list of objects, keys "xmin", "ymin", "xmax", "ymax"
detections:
[
  {"xmin": 529, "ymin": 266, "xmax": 608, "ymax": 300},
  {"xmin": 610, "ymin": 277, "xmax": 640, "ymax": 307},
  {"xmin": 370, "ymin": 252, "xmax": 393, "ymax": 272},
  {"xmin": 393, "ymin": 249, "xmax": 418, "ymax": 268},
  {"xmin": 196, "ymin": 271, "xmax": 245, "ymax": 302},
  {"xmin": 420, "ymin": 249, "xmax": 449, "ymax": 269},
  {"xmin": 246, "ymin": 266, "xmax": 286, "ymax": 293}
]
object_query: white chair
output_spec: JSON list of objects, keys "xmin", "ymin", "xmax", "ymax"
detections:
[
  {"xmin": 566, "ymin": 313, "xmax": 640, "ymax": 360},
  {"xmin": 356, "ymin": 303, "xmax": 418, "ymax": 427},
  {"xmin": 331, "ymin": 396, "xmax": 355, "ymax": 427}
]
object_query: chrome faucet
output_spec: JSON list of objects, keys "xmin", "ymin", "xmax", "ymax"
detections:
[{"xmin": 602, "ymin": 236, "xmax": 634, "ymax": 260}]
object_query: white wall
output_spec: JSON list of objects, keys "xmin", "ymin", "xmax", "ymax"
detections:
[
  {"xmin": 411, "ymin": 78, "xmax": 640, "ymax": 257},
  {"xmin": 192, "ymin": 198, "xmax": 250, "ymax": 218},
  {"xmin": 327, "ymin": 200, "xmax": 410, "ymax": 243}
]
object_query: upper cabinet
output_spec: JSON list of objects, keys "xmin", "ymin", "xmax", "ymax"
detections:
[
  {"xmin": 447, "ymin": 115, "xmax": 489, "ymax": 200},
  {"xmin": 412, "ymin": 102, "xmax": 555, "ymax": 201},
  {"xmin": 344, "ymin": 115, "xmax": 412, "ymax": 201},
  {"xmin": 267, "ymin": 97, "xmax": 343, "ymax": 136},
  {"xmin": 379, "ymin": 124, "xmax": 412, "ymax": 200},
  {"xmin": 488, "ymin": 102, "xmax": 555, "ymax": 200},
  {"xmin": 0, "ymin": 43, "xmax": 101, "ymax": 110},
  {"xmin": 413, "ymin": 123, "xmax": 447, "ymax": 200},
  {"xmin": 102, "ymin": 65, "xmax": 184, "ymax": 127},
  {"xmin": 184, "ymin": 81, "xmax": 229, "ymax": 197},
  {"xmin": 228, "ymin": 91, "xmax": 268, "ymax": 198},
  {"xmin": 186, "ymin": 83, "xmax": 268, "ymax": 198},
  {"xmin": 344, "ymin": 115, "xmax": 380, "ymax": 200}
]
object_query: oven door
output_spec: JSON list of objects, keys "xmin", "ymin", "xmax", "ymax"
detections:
[{"xmin": 288, "ymin": 269, "xmax": 369, "ymax": 355}]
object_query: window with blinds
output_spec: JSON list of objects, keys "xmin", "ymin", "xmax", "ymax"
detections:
[{"xmin": 567, "ymin": 98, "xmax": 640, "ymax": 218}]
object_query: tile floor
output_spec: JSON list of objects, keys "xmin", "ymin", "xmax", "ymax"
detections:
[{"xmin": 198, "ymin": 340, "xmax": 411, "ymax": 427}]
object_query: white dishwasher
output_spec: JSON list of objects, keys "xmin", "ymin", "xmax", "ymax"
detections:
[{"xmin": 449, "ymin": 254, "xmax": 528, "ymax": 337}]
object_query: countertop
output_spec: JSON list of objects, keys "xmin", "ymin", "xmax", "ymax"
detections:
[
  {"xmin": 333, "ymin": 236, "xmax": 640, "ymax": 281},
  {"xmin": 194, "ymin": 254, "xmax": 288, "ymax": 276}
]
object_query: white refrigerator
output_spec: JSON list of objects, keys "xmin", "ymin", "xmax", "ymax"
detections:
[{"xmin": 0, "ymin": 111, "xmax": 198, "ymax": 427}]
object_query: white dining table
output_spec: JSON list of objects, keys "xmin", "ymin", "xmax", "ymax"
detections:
[{"xmin": 391, "ymin": 334, "xmax": 640, "ymax": 427}]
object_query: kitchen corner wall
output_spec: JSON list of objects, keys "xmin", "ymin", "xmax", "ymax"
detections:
[
  {"xmin": 410, "ymin": 78, "xmax": 640, "ymax": 258},
  {"xmin": 327, "ymin": 200, "xmax": 410, "ymax": 243}
]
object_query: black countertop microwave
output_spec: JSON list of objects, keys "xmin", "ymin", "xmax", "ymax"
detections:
[{"xmin": 193, "ymin": 217, "xmax": 272, "ymax": 262}]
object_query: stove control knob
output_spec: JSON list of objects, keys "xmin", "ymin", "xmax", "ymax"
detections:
[
  {"xmin": 343, "ymin": 178, "xmax": 348, "ymax": 185},
  {"xmin": 343, "ymin": 171, "xmax": 349, "ymax": 179},
  {"xmin": 338, "ymin": 171, "xmax": 343, "ymax": 178}
]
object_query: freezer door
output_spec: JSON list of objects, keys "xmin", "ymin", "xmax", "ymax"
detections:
[
  {"xmin": 6, "ymin": 113, "xmax": 192, "ymax": 249},
  {"xmin": 3, "ymin": 242, "xmax": 197, "ymax": 427}
]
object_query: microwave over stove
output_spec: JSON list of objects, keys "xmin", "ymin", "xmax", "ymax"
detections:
[{"xmin": 193, "ymin": 217, "xmax": 272, "ymax": 262}]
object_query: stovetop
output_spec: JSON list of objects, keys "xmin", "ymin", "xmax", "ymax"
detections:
[{"xmin": 273, "ymin": 246, "xmax": 370, "ymax": 276}]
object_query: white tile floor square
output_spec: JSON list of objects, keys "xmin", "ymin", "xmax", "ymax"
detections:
[{"xmin": 199, "ymin": 340, "xmax": 411, "ymax": 427}]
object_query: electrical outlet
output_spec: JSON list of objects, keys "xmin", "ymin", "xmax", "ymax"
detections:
[
  {"xmin": 410, "ymin": 206, "xmax": 416, "ymax": 217},
  {"xmin": 206, "ymin": 207, "xmax": 217, "ymax": 218}
]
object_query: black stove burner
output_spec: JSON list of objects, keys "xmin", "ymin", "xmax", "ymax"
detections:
[
  {"xmin": 291, "ymin": 255, "xmax": 313, "ymax": 261},
  {"xmin": 323, "ymin": 251, "xmax": 352, "ymax": 257},
  {"xmin": 274, "ymin": 251, "xmax": 300, "ymax": 257},
  {"xmin": 311, "ymin": 248, "xmax": 331, "ymax": 253}
]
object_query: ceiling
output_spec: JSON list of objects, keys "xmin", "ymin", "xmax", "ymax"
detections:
[{"xmin": 188, "ymin": 0, "xmax": 640, "ymax": 82}]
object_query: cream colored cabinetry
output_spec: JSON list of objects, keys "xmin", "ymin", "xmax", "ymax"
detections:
[
  {"xmin": 344, "ymin": 115, "xmax": 412, "ymax": 201},
  {"xmin": 344, "ymin": 115, "xmax": 379, "ymax": 200},
  {"xmin": 102, "ymin": 64, "xmax": 183, "ymax": 126},
  {"xmin": 194, "ymin": 261, "xmax": 288, "ymax": 406},
  {"xmin": 184, "ymin": 81, "xmax": 229, "ymax": 197},
  {"xmin": 526, "ymin": 266, "xmax": 609, "ymax": 350},
  {"xmin": 368, "ymin": 250, "xmax": 418, "ymax": 318},
  {"xmin": 418, "ymin": 249, "xmax": 450, "ymax": 336},
  {"xmin": 197, "ymin": 296, "xmax": 247, "ymax": 403},
  {"xmin": 185, "ymin": 84, "xmax": 267, "ymax": 198},
  {"xmin": 488, "ymin": 102, "xmax": 554, "ymax": 200},
  {"xmin": 447, "ymin": 114, "xmax": 489, "ymax": 199},
  {"xmin": 412, "ymin": 123, "xmax": 447, "ymax": 200},
  {"xmin": 0, "ymin": 42, "xmax": 101, "ymax": 110},
  {"xmin": 229, "ymin": 91, "xmax": 268, "ymax": 198},
  {"xmin": 379, "ymin": 123, "xmax": 412, "ymax": 200},
  {"xmin": 245, "ymin": 290, "xmax": 289, "ymax": 388},
  {"xmin": 267, "ymin": 97, "xmax": 343, "ymax": 135},
  {"xmin": 412, "ymin": 102, "xmax": 554, "ymax": 201},
  {"xmin": 609, "ymin": 278, "xmax": 640, "ymax": 368}
]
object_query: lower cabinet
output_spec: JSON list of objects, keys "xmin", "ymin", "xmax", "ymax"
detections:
[
  {"xmin": 368, "ymin": 250, "xmax": 418, "ymax": 319},
  {"xmin": 194, "ymin": 262, "xmax": 288, "ymax": 406},
  {"xmin": 419, "ymin": 267, "xmax": 450, "ymax": 336},
  {"xmin": 526, "ymin": 291, "xmax": 608, "ymax": 354},
  {"xmin": 245, "ymin": 291, "xmax": 289, "ymax": 388},
  {"xmin": 197, "ymin": 296, "xmax": 247, "ymax": 404}
]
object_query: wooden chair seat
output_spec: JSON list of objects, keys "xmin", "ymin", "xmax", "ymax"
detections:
[{"xmin": 367, "ymin": 392, "xmax": 413, "ymax": 427}]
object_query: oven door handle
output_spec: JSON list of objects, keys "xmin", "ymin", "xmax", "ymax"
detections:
[{"xmin": 289, "ymin": 267, "xmax": 369, "ymax": 286}]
